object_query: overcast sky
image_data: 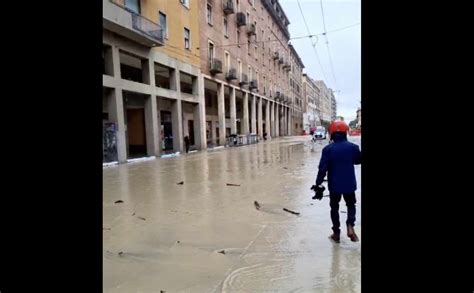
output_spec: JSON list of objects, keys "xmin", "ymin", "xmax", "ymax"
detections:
[{"xmin": 280, "ymin": 0, "xmax": 361, "ymax": 122}]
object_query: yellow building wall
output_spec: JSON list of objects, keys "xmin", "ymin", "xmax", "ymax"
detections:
[{"xmin": 140, "ymin": 0, "xmax": 200, "ymax": 67}]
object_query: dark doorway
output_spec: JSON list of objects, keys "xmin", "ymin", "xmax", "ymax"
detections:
[
  {"xmin": 188, "ymin": 120, "xmax": 195, "ymax": 145},
  {"xmin": 161, "ymin": 111, "xmax": 173, "ymax": 152},
  {"xmin": 206, "ymin": 121, "xmax": 212, "ymax": 145},
  {"xmin": 126, "ymin": 108, "xmax": 147, "ymax": 158}
]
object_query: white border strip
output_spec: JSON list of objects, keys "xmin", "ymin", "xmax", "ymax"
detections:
[
  {"xmin": 161, "ymin": 152, "xmax": 180, "ymax": 158},
  {"xmin": 103, "ymin": 161, "xmax": 118, "ymax": 168},
  {"xmin": 208, "ymin": 146, "xmax": 225, "ymax": 151},
  {"xmin": 127, "ymin": 156, "xmax": 156, "ymax": 164}
]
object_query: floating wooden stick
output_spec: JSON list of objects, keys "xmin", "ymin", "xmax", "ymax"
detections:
[
  {"xmin": 226, "ymin": 183, "xmax": 240, "ymax": 186},
  {"xmin": 254, "ymin": 201, "xmax": 261, "ymax": 210},
  {"xmin": 283, "ymin": 208, "xmax": 300, "ymax": 215}
]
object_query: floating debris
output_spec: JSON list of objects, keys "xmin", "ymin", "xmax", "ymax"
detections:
[
  {"xmin": 226, "ymin": 183, "xmax": 240, "ymax": 186},
  {"xmin": 283, "ymin": 167, "xmax": 288, "ymax": 169},
  {"xmin": 132, "ymin": 212, "xmax": 135, "ymax": 216},
  {"xmin": 103, "ymin": 227, "xmax": 111, "ymax": 230},
  {"xmin": 138, "ymin": 216, "xmax": 146, "ymax": 221},
  {"xmin": 114, "ymin": 200, "xmax": 124, "ymax": 204},
  {"xmin": 218, "ymin": 250, "xmax": 226, "ymax": 254},
  {"xmin": 283, "ymin": 208, "xmax": 300, "ymax": 215},
  {"xmin": 177, "ymin": 240, "xmax": 180, "ymax": 244},
  {"xmin": 177, "ymin": 181, "xmax": 184, "ymax": 185},
  {"xmin": 118, "ymin": 252, "xmax": 124, "ymax": 256},
  {"xmin": 254, "ymin": 201, "xmax": 261, "ymax": 210}
]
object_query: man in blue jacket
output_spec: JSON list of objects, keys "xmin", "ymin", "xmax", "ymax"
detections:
[{"xmin": 312, "ymin": 120, "xmax": 361, "ymax": 243}]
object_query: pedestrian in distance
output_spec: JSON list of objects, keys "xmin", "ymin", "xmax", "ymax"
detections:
[{"xmin": 184, "ymin": 135, "xmax": 190, "ymax": 154}]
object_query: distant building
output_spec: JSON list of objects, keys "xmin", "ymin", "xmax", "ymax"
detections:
[
  {"xmin": 315, "ymin": 80, "xmax": 332, "ymax": 129},
  {"xmin": 302, "ymin": 73, "xmax": 320, "ymax": 133},
  {"xmin": 330, "ymin": 91, "xmax": 337, "ymax": 121}
]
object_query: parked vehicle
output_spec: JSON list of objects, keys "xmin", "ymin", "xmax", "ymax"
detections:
[{"xmin": 313, "ymin": 126, "xmax": 327, "ymax": 140}]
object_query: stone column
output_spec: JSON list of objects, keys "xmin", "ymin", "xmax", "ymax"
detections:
[
  {"xmin": 257, "ymin": 96, "xmax": 263, "ymax": 138},
  {"xmin": 250, "ymin": 94, "xmax": 256, "ymax": 133},
  {"xmin": 144, "ymin": 95, "xmax": 159, "ymax": 156},
  {"xmin": 107, "ymin": 88, "xmax": 127, "ymax": 163},
  {"xmin": 171, "ymin": 99, "xmax": 183, "ymax": 153},
  {"xmin": 229, "ymin": 87, "xmax": 237, "ymax": 134},
  {"xmin": 217, "ymin": 82, "xmax": 226, "ymax": 145},
  {"xmin": 265, "ymin": 99, "xmax": 270, "ymax": 137},
  {"xmin": 242, "ymin": 91, "xmax": 249, "ymax": 134}
]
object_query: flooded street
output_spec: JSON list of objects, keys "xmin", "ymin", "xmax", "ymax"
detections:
[{"xmin": 103, "ymin": 136, "xmax": 361, "ymax": 292}]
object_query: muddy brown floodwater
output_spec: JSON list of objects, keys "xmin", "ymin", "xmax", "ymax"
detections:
[{"xmin": 103, "ymin": 136, "xmax": 361, "ymax": 292}]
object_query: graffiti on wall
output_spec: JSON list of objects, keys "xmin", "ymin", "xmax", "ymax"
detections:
[{"xmin": 103, "ymin": 122, "xmax": 118, "ymax": 162}]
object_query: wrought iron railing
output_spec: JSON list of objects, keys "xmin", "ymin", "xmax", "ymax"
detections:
[
  {"xmin": 223, "ymin": 0, "xmax": 235, "ymax": 15},
  {"xmin": 239, "ymin": 73, "xmax": 248, "ymax": 85},
  {"xmin": 210, "ymin": 58, "xmax": 223, "ymax": 74},
  {"xmin": 237, "ymin": 12, "xmax": 247, "ymax": 26},
  {"xmin": 109, "ymin": 0, "xmax": 164, "ymax": 44}
]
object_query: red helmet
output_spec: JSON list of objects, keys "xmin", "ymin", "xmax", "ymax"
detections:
[{"xmin": 329, "ymin": 120, "xmax": 349, "ymax": 135}]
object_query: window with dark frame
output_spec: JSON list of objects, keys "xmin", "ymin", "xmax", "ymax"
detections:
[
  {"xmin": 180, "ymin": 0, "xmax": 189, "ymax": 8},
  {"xmin": 224, "ymin": 18, "xmax": 228, "ymax": 37},
  {"xmin": 184, "ymin": 28, "xmax": 191, "ymax": 50},
  {"xmin": 207, "ymin": 3, "xmax": 213, "ymax": 25},
  {"xmin": 159, "ymin": 12, "xmax": 167, "ymax": 38},
  {"xmin": 125, "ymin": 0, "xmax": 140, "ymax": 14},
  {"xmin": 208, "ymin": 42, "xmax": 214, "ymax": 62}
]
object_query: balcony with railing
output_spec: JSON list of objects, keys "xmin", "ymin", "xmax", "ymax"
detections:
[
  {"xmin": 226, "ymin": 68, "xmax": 238, "ymax": 80},
  {"xmin": 247, "ymin": 24, "xmax": 256, "ymax": 36},
  {"xmin": 273, "ymin": 51, "xmax": 279, "ymax": 60},
  {"xmin": 236, "ymin": 12, "xmax": 247, "ymax": 26},
  {"xmin": 249, "ymin": 80, "xmax": 258, "ymax": 90},
  {"xmin": 275, "ymin": 91, "xmax": 281, "ymax": 101},
  {"xmin": 223, "ymin": 0, "xmax": 235, "ymax": 15},
  {"xmin": 239, "ymin": 73, "xmax": 248, "ymax": 85},
  {"xmin": 210, "ymin": 58, "xmax": 223, "ymax": 75},
  {"xmin": 103, "ymin": 0, "xmax": 164, "ymax": 47},
  {"xmin": 261, "ymin": 0, "xmax": 290, "ymax": 39}
]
